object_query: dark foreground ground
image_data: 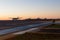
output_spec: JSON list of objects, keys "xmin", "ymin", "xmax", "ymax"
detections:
[
  {"xmin": 6, "ymin": 24, "xmax": 60, "ymax": 40},
  {"xmin": 6, "ymin": 32, "xmax": 60, "ymax": 40}
]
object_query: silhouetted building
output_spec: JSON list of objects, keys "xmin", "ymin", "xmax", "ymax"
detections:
[{"xmin": 12, "ymin": 17, "xmax": 19, "ymax": 21}]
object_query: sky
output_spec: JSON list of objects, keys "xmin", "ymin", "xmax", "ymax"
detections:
[{"xmin": 0, "ymin": 0, "xmax": 60, "ymax": 20}]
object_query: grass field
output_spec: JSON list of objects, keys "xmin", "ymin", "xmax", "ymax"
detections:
[{"xmin": 48, "ymin": 24, "xmax": 60, "ymax": 28}]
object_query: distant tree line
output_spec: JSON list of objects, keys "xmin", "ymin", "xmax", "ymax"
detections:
[{"xmin": 23, "ymin": 18, "xmax": 60, "ymax": 21}]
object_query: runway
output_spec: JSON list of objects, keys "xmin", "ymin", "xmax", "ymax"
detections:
[{"xmin": 0, "ymin": 22, "xmax": 52, "ymax": 35}]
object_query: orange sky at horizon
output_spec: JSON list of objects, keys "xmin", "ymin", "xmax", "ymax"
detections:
[
  {"xmin": 0, "ymin": 11, "xmax": 60, "ymax": 20},
  {"xmin": 0, "ymin": 13, "xmax": 60, "ymax": 20}
]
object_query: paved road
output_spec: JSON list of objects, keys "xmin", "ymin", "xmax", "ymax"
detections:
[{"xmin": 0, "ymin": 22, "xmax": 53, "ymax": 35}]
